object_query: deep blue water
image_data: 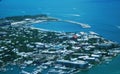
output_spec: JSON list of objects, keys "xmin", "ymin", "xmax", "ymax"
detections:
[
  {"xmin": 0, "ymin": 0, "xmax": 120, "ymax": 42},
  {"xmin": 0, "ymin": 0, "xmax": 120, "ymax": 74}
]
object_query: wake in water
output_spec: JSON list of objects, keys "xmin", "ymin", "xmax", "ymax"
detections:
[
  {"xmin": 67, "ymin": 14, "xmax": 81, "ymax": 17},
  {"xmin": 116, "ymin": 25, "xmax": 120, "ymax": 29}
]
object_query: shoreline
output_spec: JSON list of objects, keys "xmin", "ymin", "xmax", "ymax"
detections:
[
  {"xmin": 0, "ymin": 14, "xmax": 91, "ymax": 29},
  {"xmin": 0, "ymin": 14, "xmax": 120, "ymax": 74}
]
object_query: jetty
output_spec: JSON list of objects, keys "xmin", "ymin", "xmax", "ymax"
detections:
[{"xmin": 59, "ymin": 20, "xmax": 91, "ymax": 28}]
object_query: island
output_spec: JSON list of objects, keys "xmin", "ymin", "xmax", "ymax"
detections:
[{"xmin": 0, "ymin": 14, "xmax": 120, "ymax": 74}]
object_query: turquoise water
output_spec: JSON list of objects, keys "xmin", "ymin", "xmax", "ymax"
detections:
[
  {"xmin": 77, "ymin": 55, "xmax": 120, "ymax": 74},
  {"xmin": 0, "ymin": 0, "xmax": 120, "ymax": 42},
  {"xmin": 0, "ymin": 0, "xmax": 120, "ymax": 74},
  {"xmin": 32, "ymin": 21, "xmax": 91, "ymax": 32}
]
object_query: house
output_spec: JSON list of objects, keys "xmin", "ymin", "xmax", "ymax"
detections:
[
  {"xmin": 35, "ymin": 42, "xmax": 45, "ymax": 49},
  {"xmin": 0, "ymin": 32, "xmax": 7, "ymax": 36},
  {"xmin": 0, "ymin": 20, "xmax": 11, "ymax": 26}
]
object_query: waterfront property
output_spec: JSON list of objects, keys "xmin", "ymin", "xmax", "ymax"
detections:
[{"xmin": 0, "ymin": 15, "xmax": 120, "ymax": 74}]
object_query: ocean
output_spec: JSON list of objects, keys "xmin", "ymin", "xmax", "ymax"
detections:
[{"xmin": 0, "ymin": 0, "xmax": 120, "ymax": 74}]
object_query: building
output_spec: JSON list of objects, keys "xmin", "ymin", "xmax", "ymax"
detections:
[
  {"xmin": 56, "ymin": 60, "xmax": 89, "ymax": 69},
  {"xmin": 0, "ymin": 20, "xmax": 11, "ymax": 26}
]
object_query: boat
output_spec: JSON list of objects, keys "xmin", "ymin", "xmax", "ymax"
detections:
[{"xmin": 21, "ymin": 70, "xmax": 30, "ymax": 74}]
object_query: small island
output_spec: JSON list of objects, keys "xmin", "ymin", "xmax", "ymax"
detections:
[{"xmin": 0, "ymin": 14, "xmax": 120, "ymax": 74}]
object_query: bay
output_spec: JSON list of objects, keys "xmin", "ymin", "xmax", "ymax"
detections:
[{"xmin": 0, "ymin": 0, "xmax": 120, "ymax": 74}]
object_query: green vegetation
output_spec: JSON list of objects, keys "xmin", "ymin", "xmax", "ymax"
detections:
[
  {"xmin": 0, "ymin": 15, "xmax": 120, "ymax": 73},
  {"xmin": 0, "ymin": 14, "xmax": 47, "ymax": 21}
]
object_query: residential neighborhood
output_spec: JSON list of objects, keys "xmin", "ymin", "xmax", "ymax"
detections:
[{"xmin": 0, "ymin": 21, "xmax": 120, "ymax": 73}]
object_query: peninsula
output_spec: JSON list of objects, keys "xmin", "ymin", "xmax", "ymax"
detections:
[
  {"xmin": 0, "ymin": 14, "xmax": 120, "ymax": 74},
  {"xmin": 0, "ymin": 14, "xmax": 91, "ymax": 28}
]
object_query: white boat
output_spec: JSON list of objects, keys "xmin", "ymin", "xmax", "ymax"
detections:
[{"xmin": 21, "ymin": 70, "xmax": 30, "ymax": 74}]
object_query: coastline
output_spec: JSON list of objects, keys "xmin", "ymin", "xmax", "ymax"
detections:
[
  {"xmin": 0, "ymin": 14, "xmax": 120, "ymax": 74},
  {"xmin": 0, "ymin": 0, "xmax": 120, "ymax": 74},
  {"xmin": 0, "ymin": 14, "xmax": 91, "ymax": 29}
]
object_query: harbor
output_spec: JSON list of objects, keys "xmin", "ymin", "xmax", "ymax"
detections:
[
  {"xmin": 0, "ymin": 16, "xmax": 120, "ymax": 73},
  {"xmin": 0, "ymin": 0, "xmax": 120, "ymax": 74}
]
